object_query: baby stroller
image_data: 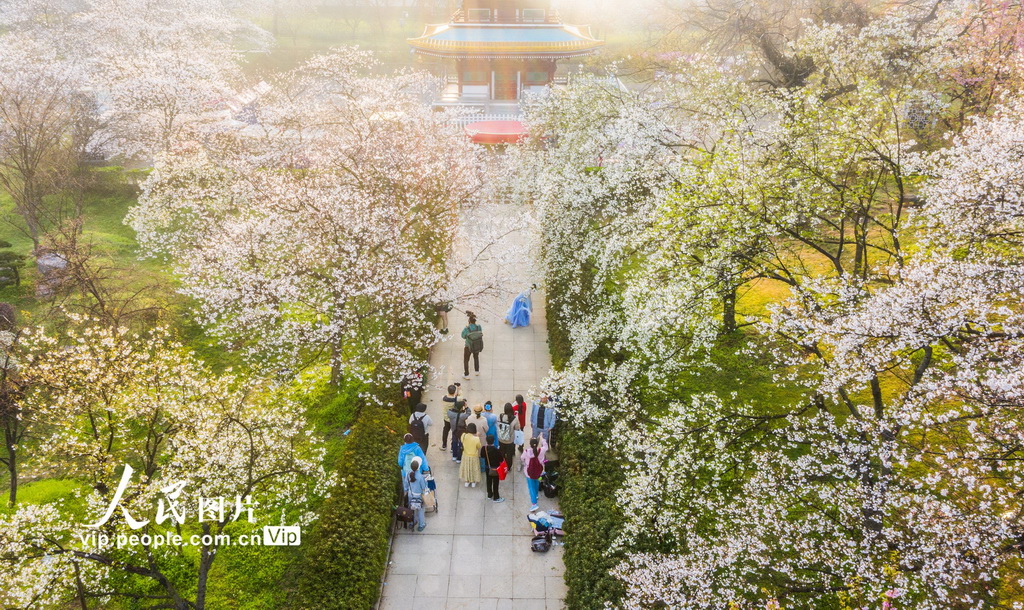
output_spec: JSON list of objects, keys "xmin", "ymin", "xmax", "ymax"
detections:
[
  {"xmin": 540, "ymin": 463, "xmax": 559, "ymax": 499},
  {"xmin": 424, "ymin": 471, "xmax": 439, "ymax": 513}
]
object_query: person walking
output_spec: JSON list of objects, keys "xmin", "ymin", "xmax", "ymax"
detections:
[
  {"xmin": 481, "ymin": 435, "xmax": 506, "ymax": 502},
  {"xmin": 408, "ymin": 403, "xmax": 432, "ymax": 453},
  {"xmin": 461, "ymin": 314, "xmax": 483, "ymax": 379},
  {"xmin": 440, "ymin": 383, "xmax": 465, "ymax": 451},
  {"xmin": 530, "ymin": 395, "xmax": 556, "ymax": 443},
  {"xmin": 459, "ymin": 423, "xmax": 483, "ymax": 488},
  {"xmin": 497, "ymin": 402, "xmax": 521, "ymax": 469},
  {"xmin": 406, "ymin": 457, "xmax": 429, "ymax": 532},
  {"xmin": 448, "ymin": 398, "xmax": 468, "ymax": 463},
  {"xmin": 521, "ymin": 436, "xmax": 547, "ymax": 512}
]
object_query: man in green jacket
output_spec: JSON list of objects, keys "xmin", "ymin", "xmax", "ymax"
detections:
[{"xmin": 461, "ymin": 314, "xmax": 483, "ymax": 379}]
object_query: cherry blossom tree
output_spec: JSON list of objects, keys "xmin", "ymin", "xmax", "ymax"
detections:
[
  {"xmin": 0, "ymin": 317, "xmax": 328, "ymax": 609},
  {"xmin": 0, "ymin": 33, "xmax": 90, "ymax": 249},
  {"xmin": 72, "ymin": 0, "xmax": 270, "ymax": 159},
  {"xmin": 129, "ymin": 48, "xmax": 496, "ymax": 387},
  {"xmin": 511, "ymin": 2, "xmax": 1024, "ymax": 607}
]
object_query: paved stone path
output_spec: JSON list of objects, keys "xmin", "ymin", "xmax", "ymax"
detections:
[{"xmin": 378, "ymin": 208, "xmax": 564, "ymax": 609}]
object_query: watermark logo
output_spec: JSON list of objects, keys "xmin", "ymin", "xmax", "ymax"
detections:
[
  {"xmin": 86, "ymin": 464, "xmax": 254, "ymax": 529},
  {"xmin": 81, "ymin": 465, "xmax": 301, "ymax": 548},
  {"xmin": 263, "ymin": 526, "xmax": 301, "ymax": 546}
]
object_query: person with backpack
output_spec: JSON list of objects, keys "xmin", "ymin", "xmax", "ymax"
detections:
[
  {"xmin": 461, "ymin": 314, "xmax": 483, "ymax": 379},
  {"xmin": 481, "ymin": 434, "xmax": 506, "ymax": 502},
  {"xmin": 497, "ymin": 402, "xmax": 521, "ymax": 469},
  {"xmin": 521, "ymin": 435, "xmax": 548, "ymax": 512},
  {"xmin": 440, "ymin": 383, "xmax": 464, "ymax": 451},
  {"xmin": 408, "ymin": 403, "xmax": 432, "ymax": 452},
  {"xmin": 530, "ymin": 395, "xmax": 557, "ymax": 443},
  {"xmin": 448, "ymin": 399, "xmax": 468, "ymax": 463},
  {"xmin": 406, "ymin": 457, "xmax": 429, "ymax": 532},
  {"xmin": 459, "ymin": 423, "xmax": 483, "ymax": 488}
]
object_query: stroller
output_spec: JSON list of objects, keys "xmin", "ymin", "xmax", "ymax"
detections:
[
  {"xmin": 424, "ymin": 471, "xmax": 439, "ymax": 513},
  {"xmin": 540, "ymin": 462, "xmax": 559, "ymax": 499}
]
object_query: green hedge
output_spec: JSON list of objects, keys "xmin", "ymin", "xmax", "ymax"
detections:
[
  {"xmin": 295, "ymin": 400, "xmax": 404, "ymax": 609},
  {"xmin": 560, "ymin": 423, "xmax": 627, "ymax": 609},
  {"xmin": 546, "ymin": 286, "xmax": 627, "ymax": 609}
]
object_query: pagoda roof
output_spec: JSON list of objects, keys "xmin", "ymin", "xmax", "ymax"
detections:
[{"xmin": 408, "ymin": 24, "xmax": 604, "ymax": 59}]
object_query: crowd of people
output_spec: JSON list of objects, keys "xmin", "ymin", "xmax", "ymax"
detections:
[
  {"xmin": 397, "ymin": 388, "xmax": 557, "ymax": 531},
  {"xmin": 396, "ymin": 307, "xmax": 559, "ymax": 533}
]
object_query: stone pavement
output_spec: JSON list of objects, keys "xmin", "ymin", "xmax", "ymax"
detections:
[{"xmin": 377, "ymin": 290, "xmax": 564, "ymax": 609}]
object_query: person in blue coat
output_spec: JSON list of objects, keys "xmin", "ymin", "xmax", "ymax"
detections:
[
  {"xmin": 483, "ymin": 401, "xmax": 499, "ymax": 447},
  {"xmin": 530, "ymin": 395, "xmax": 556, "ymax": 443},
  {"xmin": 406, "ymin": 458, "xmax": 429, "ymax": 532},
  {"xmin": 399, "ymin": 433, "xmax": 428, "ymax": 490}
]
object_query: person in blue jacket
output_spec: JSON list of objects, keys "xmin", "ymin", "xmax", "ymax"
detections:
[
  {"xmin": 406, "ymin": 457, "xmax": 429, "ymax": 532},
  {"xmin": 399, "ymin": 433, "xmax": 428, "ymax": 490},
  {"xmin": 483, "ymin": 401, "xmax": 499, "ymax": 447},
  {"xmin": 530, "ymin": 395, "xmax": 556, "ymax": 443}
]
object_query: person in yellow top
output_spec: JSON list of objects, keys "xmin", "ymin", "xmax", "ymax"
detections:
[{"xmin": 459, "ymin": 423, "xmax": 483, "ymax": 487}]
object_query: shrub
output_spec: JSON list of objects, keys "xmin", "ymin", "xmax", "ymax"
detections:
[
  {"xmin": 560, "ymin": 425, "xmax": 626, "ymax": 609},
  {"xmin": 294, "ymin": 400, "xmax": 404, "ymax": 609},
  {"xmin": 546, "ymin": 275, "xmax": 627, "ymax": 609}
]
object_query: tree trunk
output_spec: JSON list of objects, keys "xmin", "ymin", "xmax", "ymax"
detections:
[
  {"xmin": 195, "ymin": 523, "xmax": 218, "ymax": 609},
  {"xmin": 4, "ymin": 425, "xmax": 16, "ymax": 505},
  {"xmin": 6, "ymin": 458, "xmax": 15, "ymax": 506},
  {"xmin": 722, "ymin": 285, "xmax": 737, "ymax": 334}
]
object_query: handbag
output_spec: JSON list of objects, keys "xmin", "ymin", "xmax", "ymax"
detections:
[
  {"xmin": 514, "ymin": 430, "xmax": 525, "ymax": 446},
  {"xmin": 395, "ymin": 506, "xmax": 415, "ymax": 523},
  {"xmin": 497, "ymin": 459, "xmax": 509, "ymax": 481}
]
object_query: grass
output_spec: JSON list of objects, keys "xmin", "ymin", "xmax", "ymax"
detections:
[{"xmin": 0, "ymin": 479, "xmax": 86, "ymax": 511}]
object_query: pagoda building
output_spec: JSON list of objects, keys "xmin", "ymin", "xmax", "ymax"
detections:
[{"xmin": 408, "ymin": 0, "xmax": 604, "ymax": 108}]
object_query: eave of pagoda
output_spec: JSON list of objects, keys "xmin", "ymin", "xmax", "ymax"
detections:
[{"xmin": 408, "ymin": 23, "xmax": 604, "ymax": 60}]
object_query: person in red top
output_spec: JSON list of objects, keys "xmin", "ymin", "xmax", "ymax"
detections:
[
  {"xmin": 512, "ymin": 394, "xmax": 528, "ymax": 453},
  {"xmin": 512, "ymin": 394, "xmax": 527, "ymax": 429}
]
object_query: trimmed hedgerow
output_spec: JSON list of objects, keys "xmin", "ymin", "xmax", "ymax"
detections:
[
  {"xmin": 560, "ymin": 423, "xmax": 627, "ymax": 609},
  {"xmin": 295, "ymin": 400, "xmax": 404, "ymax": 609},
  {"xmin": 545, "ymin": 283, "xmax": 627, "ymax": 610}
]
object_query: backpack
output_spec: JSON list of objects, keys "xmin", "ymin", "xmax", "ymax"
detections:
[
  {"xmin": 408, "ymin": 413, "xmax": 426, "ymax": 440},
  {"xmin": 497, "ymin": 415, "xmax": 514, "ymax": 444},
  {"xmin": 531, "ymin": 531, "xmax": 552, "ymax": 552},
  {"xmin": 526, "ymin": 453, "xmax": 544, "ymax": 479},
  {"xmin": 466, "ymin": 325, "xmax": 484, "ymax": 353}
]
